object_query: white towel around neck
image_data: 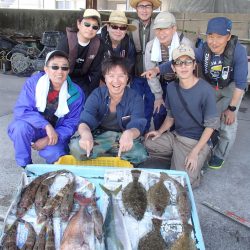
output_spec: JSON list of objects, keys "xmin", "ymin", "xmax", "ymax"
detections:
[
  {"xmin": 35, "ymin": 74, "xmax": 70, "ymax": 118},
  {"xmin": 151, "ymin": 32, "xmax": 180, "ymax": 62}
]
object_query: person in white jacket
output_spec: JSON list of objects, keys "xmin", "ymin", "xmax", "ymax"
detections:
[{"xmin": 144, "ymin": 11, "xmax": 194, "ymax": 129}]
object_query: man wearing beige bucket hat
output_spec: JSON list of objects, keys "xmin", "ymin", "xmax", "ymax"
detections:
[
  {"xmin": 99, "ymin": 10, "xmax": 136, "ymax": 70},
  {"xmin": 57, "ymin": 9, "xmax": 104, "ymax": 97}
]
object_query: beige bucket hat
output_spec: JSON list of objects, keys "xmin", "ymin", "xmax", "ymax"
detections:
[
  {"xmin": 130, "ymin": 0, "xmax": 162, "ymax": 10},
  {"xmin": 103, "ymin": 10, "xmax": 137, "ymax": 32},
  {"xmin": 83, "ymin": 9, "xmax": 101, "ymax": 27}
]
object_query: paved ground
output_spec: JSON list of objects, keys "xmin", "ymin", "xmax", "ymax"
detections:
[{"xmin": 0, "ymin": 72, "xmax": 250, "ymax": 249}]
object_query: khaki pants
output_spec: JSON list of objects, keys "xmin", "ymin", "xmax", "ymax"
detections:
[
  {"xmin": 214, "ymin": 82, "xmax": 243, "ymax": 159},
  {"xmin": 144, "ymin": 132, "xmax": 210, "ymax": 188}
]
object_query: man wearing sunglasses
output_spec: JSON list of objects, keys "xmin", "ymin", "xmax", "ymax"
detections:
[
  {"xmin": 145, "ymin": 45, "xmax": 219, "ymax": 188},
  {"xmin": 57, "ymin": 9, "xmax": 104, "ymax": 97},
  {"xmin": 100, "ymin": 10, "xmax": 136, "ymax": 71},
  {"xmin": 8, "ymin": 50, "xmax": 84, "ymax": 168}
]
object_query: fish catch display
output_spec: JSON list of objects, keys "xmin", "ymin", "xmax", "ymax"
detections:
[
  {"xmin": 1, "ymin": 168, "xmax": 200, "ymax": 250},
  {"xmin": 147, "ymin": 172, "xmax": 170, "ymax": 216},
  {"xmin": 122, "ymin": 170, "xmax": 147, "ymax": 221}
]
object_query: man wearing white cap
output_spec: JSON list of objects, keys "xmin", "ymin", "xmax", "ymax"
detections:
[
  {"xmin": 144, "ymin": 11, "xmax": 194, "ymax": 130},
  {"xmin": 57, "ymin": 9, "xmax": 104, "ymax": 97},
  {"xmin": 145, "ymin": 44, "xmax": 219, "ymax": 188},
  {"xmin": 8, "ymin": 50, "xmax": 84, "ymax": 168}
]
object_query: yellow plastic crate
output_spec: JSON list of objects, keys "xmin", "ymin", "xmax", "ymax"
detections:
[{"xmin": 55, "ymin": 155, "xmax": 133, "ymax": 168}]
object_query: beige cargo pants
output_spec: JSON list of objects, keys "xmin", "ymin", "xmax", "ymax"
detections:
[{"xmin": 144, "ymin": 131, "xmax": 210, "ymax": 188}]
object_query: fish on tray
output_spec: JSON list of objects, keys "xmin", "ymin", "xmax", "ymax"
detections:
[
  {"xmin": 138, "ymin": 218, "xmax": 168, "ymax": 250},
  {"xmin": 60, "ymin": 193, "xmax": 95, "ymax": 250},
  {"xmin": 147, "ymin": 172, "xmax": 170, "ymax": 216},
  {"xmin": 100, "ymin": 184, "xmax": 132, "ymax": 250},
  {"xmin": 33, "ymin": 222, "xmax": 47, "ymax": 250},
  {"xmin": 122, "ymin": 170, "xmax": 147, "ymax": 221},
  {"xmin": 19, "ymin": 219, "xmax": 37, "ymax": 250},
  {"xmin": 45, "ymin": 219, "xmax": 55, "ymax": 250},
  {"xmin": 160, "ymin": 173, "xmax": 191, "ymax": 224},
  {"xmin": 170, "ymin": 224, "xmax": 197, "ymax": 250},
  {"xmin": 1, "ymin": 219, "xmax": 19, "ymax": 250}
]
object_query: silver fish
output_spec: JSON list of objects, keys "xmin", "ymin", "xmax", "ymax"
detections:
[{"xmin": 100, "ymin": 184, "xmax": 132, "ymax": 250}]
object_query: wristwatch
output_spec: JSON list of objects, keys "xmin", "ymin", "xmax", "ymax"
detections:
[{"xmin": 228, "ymin": 105, "xmax": 236, "ymax": 112}]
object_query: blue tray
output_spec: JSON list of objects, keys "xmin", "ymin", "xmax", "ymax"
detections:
[{"xmin": 26, "ymin": 164, "xmax": 205, "ymax": 250}]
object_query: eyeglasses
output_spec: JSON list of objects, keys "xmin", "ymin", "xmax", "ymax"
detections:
[
  {"xmin": 173, "ymin": 59, "xmax": 194, "ymax": 66},
  {"xmin": 136, "ymin": 4, "xmax": 153, "ymax": 10},
  {"xmin": 110, "ymin": 25, "xmax": 127, "ymax": 31},
  {"xmin": 105, "ymin": 74, "xmax": 128, "ymax": 80},
  {"xmin": 47, "ymin": 65, "xmax": 69, "ymax": 71},
  {"xmin": 82, "ymin": 21, "xmax": 99, "ymax": 31}
]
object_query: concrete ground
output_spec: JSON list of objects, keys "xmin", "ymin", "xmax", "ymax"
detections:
[{"xmin": 0, "ymin": 73, "xmax": 250, "ymax": 249}]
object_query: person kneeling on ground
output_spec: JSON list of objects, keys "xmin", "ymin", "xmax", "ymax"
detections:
[
  {"xmin": 8, "ymin": 50, "xmax": 84, "ymax": 168},
  {"xmin": 144, "ymin": 44, "xmax": 219, "ymax": 188},
  {"xmin": 69, "ymin": 56, "xmax": 148, "ymax": 165}
]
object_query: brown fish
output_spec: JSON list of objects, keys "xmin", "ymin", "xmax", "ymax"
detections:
[
  {"xmin": 60, "ymin": 194, "xmax": 95, "ymax": 250},
  {"xmin": 35, "ymin": 176, "xmax": 56, "ymax": 216},
  {"xmin": 170, "ymin": 224, "xmax": 197, "ymax": 250},
  {"xmin": 90, "ymin": 196, "xmax": 103, "ymax": 243},
  {"xmin": 60, "ymin": 177, "xmax": 75, "ymax": 221},
  {"xmin": 138, "ymin": 218, "xmax": 168, "ymax": 250},
  {"xmin": 16, "ymin": 172, "xmax": 55, "ymax": 218},
  {"xmin": 122, "ymin": 170, "xmax": 147, "ymax": 220},
  {"xmin": 32, "ymin": 222, "xmax": 47, "ymax": 250},
  {"xmin": 161, "ymin": 173, "xmax": 191, "ymax": 224},
  {"xmin": 37, "ymin": 180, "xmax": 73, "ymax": 224},
  {"xmin": 19, "ymin": 220, "xmax": 36, "ymax": 250},
  {"xmin": 2, "ymin": 219, "xmax": 19, "ymax": 250},
  {"xmin": 147, "ymin": 173, "xmax": 170, "ymax": 216},
  {"xmin": 45, "ymin": 219, "xmax": 55, "ymax": 250}
]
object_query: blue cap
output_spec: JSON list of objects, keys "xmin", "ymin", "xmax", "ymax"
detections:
[{"xmin": 206, "ymin": 17, "xmax": 232, "ymax": 36}]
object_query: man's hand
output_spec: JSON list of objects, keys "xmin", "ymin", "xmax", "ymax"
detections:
[
  {"xmin": 185, "ymin": 149, "xmax": 199, "ymax": 172},
  {"xmin": 221, "ymin": 109, "xmax": 236, "ymax": 125},
  {"xmin": 154, "ymin": 98, "xmax": 165, "ymax": 113},
  {"xmin": 45, "ymin": 124, "xmax": 58, "ymax": 145},
  {"xmin": 32, "ymin": 137, "xmax": 49, "ymax": 151},
  {"xmin": 141, "ymin": 67, "xmax": 160, "ymax": 80},
  {"xmin": 79, "ymin": 131, "xmax": 94, "ymax": 157},
  {"xmin": 118, "ymin": 130, "xmax": 134, "ymax": 157},
  {"xmin": 145, "ymin": 130, "xmax": 162, "ymax": 141}
]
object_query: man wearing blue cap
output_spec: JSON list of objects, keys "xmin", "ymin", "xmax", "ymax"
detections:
[{"xmin": 143, "ymin": 17, "xmax": 248, "ymax": 169}]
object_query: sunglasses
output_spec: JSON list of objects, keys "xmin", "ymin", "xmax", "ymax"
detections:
[
  {"xmin": 110, "ymin": 25, "xmax": 127, "ymax": 31},
  {"xmin": 173, "ymin": 59, "xmax": 194, "ymax": 66},
  {"xmin": 82, "ymin": 21, "xmax": 99, "ymax": 31},
  {"xmin": 47, "ymin": 65, "xmax": 69, "ymax": 71}
]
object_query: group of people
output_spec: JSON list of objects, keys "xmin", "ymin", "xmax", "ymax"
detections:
[{"xmin": 8, "ymin": 0, "xmax": 248, "ymax": 188}]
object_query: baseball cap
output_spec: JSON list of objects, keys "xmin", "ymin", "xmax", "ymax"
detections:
[
  {"xmin": 45, "ymin": 50, "xmax": 69, "ymax": 65},
  {"xmin": 153, "ymin": 11, "xmax": 176, "ymax": 30},
  {"xmin": 83, "ymin": 9, "xmax": 101, "ymax": 27},
  {"xmin": 206, "ymin": 17, "xmax": 232, "ymax": 36},
  {"xmin": 172, "ymin": 44, "xmax": 195, "ymax": 61}
]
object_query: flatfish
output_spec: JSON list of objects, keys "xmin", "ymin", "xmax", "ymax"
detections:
[
  {"xmin": 147, "ymin": 173, "xmax": 170, "ymax": 216},
  {"xmin": 138, "ymin": 218, "xmax": 168, "ymax": 250},
  {"xmin": 2, "ymin": 219, "xmax": 19, "ymax": 250},
  {"xmin": 60, "ymin": 194, "xmax": 95, "ymax": 250},
  {"xmin": 161, "ymin": 173, "xmax": 191, "ymax": 224},
  {"xmin": 100, "ymin": 184, "xmax": 132, "ymax": 250},
  {"xmin": 122, "ymin": 170, "xmax": 147, "ymax": 220},
  {"xmin": 170, "ymin": 224, "xmax": 197, "ymax": 250}
]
